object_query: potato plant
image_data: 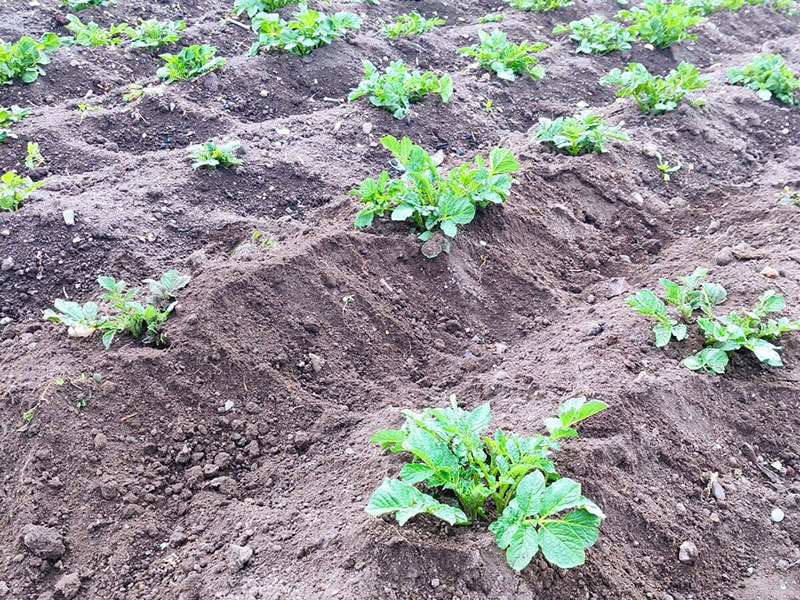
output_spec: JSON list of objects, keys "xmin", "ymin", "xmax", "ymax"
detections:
[
  {"xmin": 459, "ymin": 30, "xmax": 546, "ymax": 82},
  {"xmin": 352, "ymin": 135, "xmax": 519, "ymax": 244},
  {"xmin": 188, "ymin": 141, "xmax": 243, "ymax": 169},
  {"xmin": 65, "ymin": 16, "xmax": 129, "ymax": 46},
  {"xmin": 727, "ymin": 54, "xmax": 799, "ymax": 105},
  {"xmin": 627, "ymin": 268, "xmax": 800, "ymax": 373},
  {"xmin": 43, "ymin": 270, "xmax": 191, "ymax": 349},
  {"xmin": 505, "ymin": 0, "xmax": 573, "ymax": 12},
  {"xmin": 25, "ymin": 142, "xmax": 45, "ymax": 170},
  {"xmin": 777, "ymin": 186, "xmax": 800, "ymax": 206},
  {"xmin": 157, "ymin": 45, "xmax": 225, "ymax": 82},
  {"xmin": 0, "ymin": 105, "xmax": 29, "ymax": 142},
  {"xmin": 62, "ymin": 0, "xmax": 115, "ymax": 10},
  {"xmin": 600, "ymin": 62, "xmax": 708, "ymax": 114},
  {"xmin": 348, "ymin": 60, "xmax": 453, "ymax": 119},
  {"xmin": 367, "ymin": 396, "xmax": 607, "ymax": 570},
  {"xmin": 128, "ymin": 19, "xmax": 185, "ymax": 49},
  {"xmin": 478, "ymin": 12, "xmax": 506, "ymax": 23},
  {"xmin": 0, "ymin": 34, "xmax": 62, "ymax": 85},
  {"xmin": 0, "ymin": 171, "xmax": 44, "ymax": 211},
  {"xmin": 536, "ymin": 111, "xmax": 629, "ymax": 155},
  {"xmin": 553, "ymin": 15, "xmax": 635, "ymax": 54},
  {"xmin": 380, "ymin": 11, "xmax": 445, "ymax": 38},
  {"xmin": 248, "ymin": 4, "xmax": 360, "ymax": 56},
  {"xmin": 618, "ymin": 0, "xmax": 706, "ymax": 48},
  {"xmin": 234, "ymin": 0, "xmax": 299, "ymax": 18}
]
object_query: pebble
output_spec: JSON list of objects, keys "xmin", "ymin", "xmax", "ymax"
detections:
[
  {"xmin": 54, "ymin": 573, "xmax": 81, "ymax": 600},
  {"xmin": 714, "ymin": 248, "xmax": 734, "ymax": 266},
  {"xmin": 430, "ymin": 578, "xmax": 440, "ymax": 589},
  {"xmin": 587, "ymin": 322, "xmax": 603, "ymax": 336},
  {"xmin": 771, "ymin": 508, "xmax": 785, "ymax": 523},
  {"xmin": 308, "ymin": 353, "xmax": 326, "ymax": 373},
  {"xmin": 94, "ymin": 432, "xmax": 108, "ymax": 450},
  {"xmin": 494, "ymin": 343, "xmax": 508, "ymax": 354},
  {"xmin": 1, "ymin": 257, "xmax": 13, "ymax": 271},
  {"xmin": 761, "ymin": 266, "xmax": 779, "ymax": 278},
  {"xmin": 607, "ymin": 277, "xmax": 629, "ymax": 298},
  {"xmin": 21, "ymin": 525, "xmax": 65, "ymax": 560},
  {"xmin": 0, "ymin": 582, "xmax": 8, "ymax": 597},
  {"xmin": 676, "ymin": 502, "xmax": 687, "ymax": 516},
  {"xmin": 362, "ymin": 122, "xmax": 373, "ymax": 134},
  {"xmin": 227, "ymin": 544, "xmax": 253, "ymax": 571},
  {"xmin": 62, "ymin": 209, "xmax": 75, "ymax": 226},
  {"xmin": 711, "ymin": 481, "xmax": 726, "ymax": 501},
  {"xmin": 678, "ymin": 541, "xmax": 698, "ymax": 564}
]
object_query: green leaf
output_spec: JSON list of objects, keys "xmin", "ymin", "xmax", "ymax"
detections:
[
  {"xmin": 749, "ymin": 338, "xmax": 782, "ymax": 367},
  {"xmin": 557, "ymin": 397, "xmax": 607, "ymax": 428},
  {"xmin": 369, "ymin": 429, "xmax": 406, "ymax": 451},
  {"xmin": 561, "ymin": 509, "xmax": 602, "ymax": 547},
  {"xmin": 365, "ymin": 478, "xmax": 469, "ymax": 525},
  {"xmin": 402, "ymin": 428, "xmax": 459, "ymax": 470},
  {"xmin": 399, "ymin": 463, "xmax": 436, "ymax": 484},
  {"xmin": 538, "ymin": 477, "xmax": 582, "ymax": 517},
  {"xmin": 653, "ymin": 322, "xmax": 673, "ymax": 348},
  {"xmin": 538, "ymin": 521, "xmax": 588, "ymax": 568},
  {"xmin": 505, "ymin": 523, "xmax": 539, "ymax": 571},
  {"xmin": 489, "ymin": 147, "xmax": 520, "ymax": 175},
  {"xmin": 515, "ymin": 471, "xmax": 545, "ymax": 514}
]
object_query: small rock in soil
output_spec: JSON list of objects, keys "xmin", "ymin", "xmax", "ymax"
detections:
[
  {"xmin": 494, "ymin": 343, "xmax": 508, "ymax": 354},
  {"xmin": 587, "ymin": 322, "xmax": 603, "ymax": 336},
  {"xmin": 0, "ymin": 581, "xmax": 9, "ymax": 597},
  {"xmin": 93, "ymin": 432, "xmax": 108, "ymax": 450},
  {"xmin": 1, "ymin": 257, "xmax": 13, "ymax": 272},
  {"xmin": 54, "ymin": 572, "xmax": 81, "ymax": 599},
  {"xmin": 678, "ymin": 540, "xmax": 698, "ymax": 564},
  {"xmin": 714, "ymin": 248, "xmax": 734, "ymax": 266},
  {"xmin": 227, "ymin": 544, "xmax": 253, "ymax": 571},
  {"xmin": 21, "ymin": 525, "xmax": 65, "ymax": 560},
  {"xmin": 62, "ymin": 210, "xmax": 75, "ymax": 226},
  {"xmin": 761, "ymin": 266, "xmax": 779, "ymax": 278},
  {"xmin": 607, "ymin": 277, "xmax": 629, "ymax": 298},
  {"xmin": 711, "ymin": 481, "xmax": 726, "ymax": 501},
  {"xmin": 771, "ymin": 508, "xmax": 785, "ymax": 523},
  {"xmin": 676, "ymin": 502, "xmax": 687, "ymax": 516},
  {"xmin": 308, "ymin": 353, "xmax": 326, "ymax": 373}
]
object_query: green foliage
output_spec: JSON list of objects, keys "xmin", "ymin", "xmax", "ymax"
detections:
[
  {"xmin": 25, "ymin": 142, "xmax": 45, "ymax": 170},
  {"xmin": 727, "ymin": 54, "xmax": 799, "ymax": 105},
  {"xmin": 478, "ymin": 12, "xmax": 506, "ymax": 23},
  {"xmin": 248, "ymin": 4, "xmax": 361, "ymax": 56},
  {"xmin": 553, "ymin": 15, "xmax": 636, "ymax": 54},
  {"xmin": 65, "ymin": 15, "xmax": 129, "ymax": 46},
  {"xmin": 127, "ymin": 19, "xmax": 185, "ymax": 49},
  {"xmin": 0, "ymin": 171, "xmax": 44, "ymax": 211},
  {"xmin": 0, "ymin": 34, "xmax": 62, "ymax": 85},
  {"xmin": 380, "ymin": 11, "xmax": 444, "ymax": 38},
  {"xmin": 352, "ymin": 135, "xmax": 519, "ymax": 243},
  {"xmin": 654, "ymin": 151, "xmax": 680, "ymax": 182},
  {"xmin": 627, "ymin": 268, "xmax": 800, "ymax": 373},
  {"xmin": 188, "ymin": 141, "xmax": 243, "ymax": 169},
  {"xmin": 0, "ymin": 105, "xmax": 30, "ymax": 142},
  {"xmin": 536, "ymin": 111, "xmax": 629, "ymax": 155},
  {"xmin": 157, "ymin": 44, "xmax": 225, "ymax": 82},
  {"xmin": 459, "ymin": 30, "xmax": 546, "ymax": 82},
  {"xmin": 618, "ymin": 0, "xmax": 706, "ymax": 48},
  {"xmin": 233, "ymin": 0, "xmax": 299, "ymax": 18},
  {"xmin": 348, "ymin": 60, "xmax": 453, "ymax": 119},
  {"xmin": 366, "ymin": 396, "xmax": 607, "ymax": 570},
  {"xmin": 505, "ymin": 0, "xmax": 573, "ymax": 12},
  {"xmin": 776, "ymin": 186, "xmax": 800, "ymax": 206},
  {"xmin": 600, "ymin": 62, "xmax": 708, "ymax": 114},
  {"xmin": 61, "ymin": 0, "xmax": 115, "ymax": 10},
  {"xmin": 43, "ymin": 270, "xmax": 191, "ymax": 349}
]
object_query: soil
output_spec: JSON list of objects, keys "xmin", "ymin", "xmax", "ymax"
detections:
[{"xmin": 1, "ymin": 1, "xmax": 800, "ymax": 599}]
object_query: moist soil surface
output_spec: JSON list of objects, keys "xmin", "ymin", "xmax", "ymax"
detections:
[{"xmin": 1, "ymin": 1, "xmax": 800, "ymax": 599}]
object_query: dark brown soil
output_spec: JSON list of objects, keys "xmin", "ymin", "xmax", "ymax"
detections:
[{"xmin": 1, "ymin": 1, "xmax": 800, "ymax": 599}]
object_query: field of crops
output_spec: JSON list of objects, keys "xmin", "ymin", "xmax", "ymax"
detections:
[{"xmin": 1, "ymin": 0, "xmax": 799, "ymax": 598}]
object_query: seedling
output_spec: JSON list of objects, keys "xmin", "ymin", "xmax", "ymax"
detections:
[
  {"xmin": 459, "ymin": 30, "xmax": 546, "ymax": 82},
  {"xmin": 536, "ymin": 111, "xmax": 629, "ymax": 155},
  {"xmin": 600, "ymin": 62, "xmax": 708, "ymax": 114},
  {"xmin": 65, "ymin": 15, "xmax": 130, "ymax": 46},
  {"xmin": 57, "ymin": 372, "xmax": 102, "ymax": 409},
  {"xmin": 627, "ymin": 268, "xmax": 800, "ymax": 373},
  {"xmin": 352, "ymin": 135, "xmax": 519, "ymax": 245},
  {"xmin": 380, "ymin": 12, "xmax": 444, "ymax": 38},
  {"xmin": 367, "ymin": 395, "xmax": 607, "ymax": 570},
  {"xmin": 504, "ymin": 0, "xmax": 573, "ymax": 12},
  {"xmin": 248, "ymin": 4, "xmax": 361, "ymax": 56},
  {"xmin": 727, "ymin": 54, "xmax": 799, "ymax": 105},
  {"xmin": 157, "ymin": 45, "xmax": 225, "ymax": 82},
  {"xmin": 61, "ymin": 0, "xmax": 115, "ymax": 10},
  {"xmin": 77, "ymin": 104, "xmax": 101, "ymax": 123},
  {"xmin": 24, "ymin": 142, "xmax": 45, "ymax": 170},
  {"xmin": 233, "ymin": 0, "xmax": 299, "ymax": 18},
  {"xmin": 478, "ymin": 12, "xmax": 506, "ymax": 23},
  {"xmin": 553, "ymin": 15, "xmax": 636, "ymax": 54},
  {"xmin": 348, "ymin": 60, "xmax": 453, "ymax": 119},
  {"xmin": 232, "ymin": 230, "xmax": 274, "ymax": 256},
  {"xmin": 484, "ymin": 98, "xmax": 494, "ymax": 112},
  {"xmin": 0, "ymin": 171, "xmax": 45, "ymax": 211},
  {"xmin": 341, "ymin": 295, "xmax": 354, "ymax": 311},
  {"xmin": 776, "ymin": 186, "xmax": 800, "ymax": 206},
  {"xmin": 43, "ymin": 270, "xmax": 191, "ymax": 349},
  {"xmin": 618, "ymin": 0, "xmax": 706, "ymax": 48},
  {"xmin": 0, "ymin": 105, "xmax": 30, "ymax": 142},
  {"xmin": 123, "ymin": 83, "xmax": 144, "ymax": 102},
  {"xmin": 654, "ymin": 152, "xmax": 680, "ymax": 182},
  {"xmin": 188, "ymin": 141, "xmax": 243, "ymax": 169},
  {"xmin": 0, "ymin": 34, "xmax": 62, "ymax": 85},
  {"xmin": 128, "ymin": 19, "xmax": 185, "ymax": 49}
]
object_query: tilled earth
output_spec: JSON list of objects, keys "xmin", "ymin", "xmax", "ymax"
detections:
[{"xmin": 1, "ymin": 1, "xmax": 800, "ymax": 599}]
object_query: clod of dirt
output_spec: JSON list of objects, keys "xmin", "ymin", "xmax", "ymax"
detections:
[
  {"xmin": 54, "ymin": 572, "xmax": 81, "ymax": 600},
  {"xmin": 93, "ymin": 432, "xmax": 108, "ymax": 451},
  {"xmin": 607, "ymin": 277, "xmax": 629, "ymax": 298},
  {"xmin": 21, "ymin": 525, "xmax": 65, "ymax": 560},
  {"xmin": 227, "ymin": 544, "xmax": 253, "ymax": 571},
  {"xmin": 679, "ymin": 541, "xmax": 698, "ymax": 565}
]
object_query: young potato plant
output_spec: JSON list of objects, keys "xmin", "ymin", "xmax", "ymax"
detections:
[
  {"xmin": 0, "ymin": 34, "xmax": 62, "ymax": 85},
  {"xmin": 553, "ymin": 15, "xmax": 636, "ymax": 54},
  {"xmin": 128, "ymin": 19, "xmax": 185, "ymax": 49},
  {"xmin": 65, "ymin": 15, "xmax": 130, "ymax": 47},
  {"xmin": 618, "ymin": 0, "xmax": 706, "ymax": 48},
  {"xmin": 504, "ymin": 0, "xmax": 573, "ymax": 12},
  {"xmin": 188, "ymin": 141, "xmax": 243, "ymax": 169},
  {"xmin": 727, "ymin": 54, "xmax": 799, "ymax": 105},
  {"xmin": 0, "ymin": 105, "xmax": 30, "ymax": 142},
  {"xmin": 478, "ymin": 12, "xmax": 506, "ymax": 23},
  {"xmin": 234, "ymin": 0, "xmax": 299, "ymax": 18},
  {"xmin": 601, "ymin": 62, "xmax": 708, "ymax": 114},
  {"xmin": 536, "ymin": 111, "xmax": 629, "ymax": 155},
  {"xmin": 380, "ymin": 11, "xmax": 445, "ymax": 38},
  {"xmin": 459, "ymin": 30, "xmax": 546, "ymax": 82},
  {"xmin": 62, "ymin": 0, "xmax": 115, "ymax": 10},
  {"xmin": 43, "ymin": 270, "xmax": 191, "ymax": 349},
  {"xmin": 0, "ymin": 171, "xmax": 44, "ymax": 211},
  {"xmin": 157, "ymin": 45, "xmax": 225, "ymax": 82},
  {"xmin": 25, "ymin": 142, "xmax": 45, "ymax": 169},
  {"xmin": 654, "ymin": 152, "xmax": 680, "ymax": 182},
  {"xmin": 348, "ymin": 60, "xmax": 453, "ymax": 119},
  {"xmin": 352, "ymin": 135, "xmax": 519, "ymax": 244},
  {"xmin": 367, "ymin": 396, "xmax": 607, "ymax": 570},
  {"xmin": 776, "ymin": 186, "xmax": 800, "ymax": 206},
  {"xmin": 627, "ymin": 268, "xmax": 800, "ymax": 373},
  {"xmin": 248, "ymin": 4, "xmax": 361, "ymax": 56}
]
